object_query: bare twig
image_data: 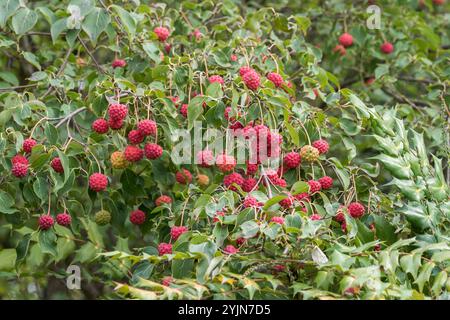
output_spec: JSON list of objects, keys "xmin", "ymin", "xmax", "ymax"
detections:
[{"xmin": 78, "ymin": 36, "xmax": 106, "ymax": 74}]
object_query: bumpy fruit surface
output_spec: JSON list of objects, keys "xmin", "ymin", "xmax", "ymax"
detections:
[
  {"xmin": 12, "ymin": 163, "xmax": 28, "ymax": 178},
  {"xmin": 155, "ymin": 195, "xmax": 172, "ymax": 207},
  {"xmin": 124, "ymin": 145, "xmax": 143, "ymax": 162},
  {"xmin": 112, "ymin": 59, "xmax": 126, "ymax": 68},
  {"xmin": 197, "ymin": 174, "xmax": 210, "ymax": 186},
  {"xmin": 213, "ymin": 210, "xmax": 225, "ymax": 222},
  {"xmin": 312, "ymin": 139, "xmax": 329, "ymax": 154},
  {"xmin": 108, "ymin": 103, "xmax": 128, "ymax": 121},
  {"xmin": 108, "ymin": 118, "xmax": 124, "ymax": 130},
  {"xmin": 56, "ymin": 213, "xmax": 71, "ymax": 226},
  {"xmin": 130, "ymin": 209, "xmax": 146, "ymax": 225},
  {"xmin": 170, "ymin": 226, "xmax": 188, "ymax": 241},
  {"xmin": 89, "ymin": 173, "xmax": 108, "ymax": 192},
  {"xmin": 333, "ymin": 44, "xmax": 346, "ymax": 56},
  {"xmin": 176, "ymin": 168, "xmax": 192, "ymax": 184},
  {"xmin": 223, "ymin": 172, "xmax": 244, "ymax": 191},
  {"xmin": 310, "ymin": 214, "xmax": 321, "ymax": 221},
  {"xmin": 283, "ymin": 152, "xmax": 301, "ymax": 169},
  {"xmin": 318, "ymin": 176, "xmax": 333, "ymax": 190},
  {"xmin": 271, "ymin": 216, "xmax": 285, "ymax": 224},
  {"xmin": 158, "ymin": 242, "xmax": 172, "ymax": 255},
  {"xmin": 267, "ymin": 72, "xmax": 283, "ymax": 87},
  {"xmin": 197, "ymin": 150, "xmax": 215, "ymax": 167},
  {"xmin": 300, "ymin": 145, "xmax": 320, "ymax": 162},
  {"xmin": 154, "ymin": 27, "xmax": 170, "ymax": 41},
  {"xmin": 179, "ymin": 104, "xmax": 188, "ymax": 118},
  {"xmin": 209, "ymin": 75, "xmax": 224, "ymax": 85},
  {"xmin": 12, "ymin": 154, "xmax": 28, "ymax": 165},
  {"xmin": 242, "ymin": 177, "xmax": 258, "ymax": 192},
  {"xmin": 23, "ymin": 138, "xmax": 36, "ymax": 154},
  {"xmin": 224, "ymin": 245, "xmax": 238, "ymax": 254},
  {"xmin": 242, "ymin": 69, "xmax": 261, "ymax": 90},
  {"xmin": 308, "ymin": 180, "xmax": 322, "ymax": 194},
  {"xmin": 239, "ymin": 66, "xmax": 252, "ymax": 76},
  {"xmin": 92, "ymin": 118, "xmax": 109, "ymax": 134},
  {"xmin": 51, "ymin": 157, "xmax": 64, "ymax": 173},
  {"xmin": 380, "ymin": 42, "xmax": 394, "ymax": 54},
  {"xmin": 294, "ymin": 192, "xmax": 310, "ymax": 202},
  {"xmin": 128, "ymin": 130, "xmax": 144, "ymax": 145},
  {"xmin": 39, "ymin": 215, "xmax": 54, "ymax": 230},
  {"xmin": 243, "ymin": 196, "xmax": 262, "ymax": 208},
  {"xmin": 246, "ymin": 162, "xmax": 258, "ymax": 175},
  {"xmin": 137, "ymin": 119, "xmax": 157, "ymax": 136},
  {"xmin": 216, "ymin": 154, "xmax": 236, "ymax": 172},
  {"xmin": 144, "ymin": 143, "xmax": 163, "ymax": 160},
  {"xmin": 95, "ymin": 210, "xmax": 111, "ymax": 225},
  {"xmin": 339, "ymin": 33, "xmax": 353, "ymax": 47},
  {"xmin": 279, "ymin": 194, "xmax": 294, "ymax": 209},
  {"xmin": 162, "ymin": 276, "xmax": 173, "ymax": 286},
  {"xmin": 111, "ymin": 151, "xmax": 128, "ymax": 169},
  {"xmin": 348, "ymin": 202, "xmax": 365, "ymax": 218}
]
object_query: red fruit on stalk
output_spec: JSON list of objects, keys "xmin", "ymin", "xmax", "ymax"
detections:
[
  {"xmin": 242, "ymin": 69, "xmax": 261, "ymax": 90},
  {"xmin": 51, "ymin": 157, "xmax": 64, "ymax": 173},
  {"xmin": 318, "ymin": 176, "xmax": 333, "ymax": 190},
  {"xmin": 279, "ymin": 194, "xmax": 294, "ymax": 209},
  {"xmin": 333, "ymin": 44, "xmax": 347, "ymax": 56},
  {"xmin": 380, "ymin": 42, "xmax": 394, "ymax": 54},
  {"xmin": 155, "ymin": 195, "xmax": 172, "ymax": 207},
  {"xmin": 216, "ymin": 154, "xmax": 236, "ymax": 173},
  {"xmin": 196, "ymin": 150, "xmax": 215, "ymax": 167},
  {"xmin": 242, "ymin": 177, "xmax": 258, "ymax": 192},
  {"xmin": 108, "ymin": 103, "xmax": 128, "ymax": 121},
  {"xmin": 283, "ymin": 152, "xmax": 301, "ymax": 169},
  {"xmin": 128, "ymin": 130, "xmax": 144, "ymax": 145},
  {"xmin": 246, "ymin": 162, "xmax": 258, "ymax": 175},
  {"xmin": 176, "ymin": 169, "xmax": 192, "ymax": 184},
  {"xmin": 124, "ymin": 145, "xmax": 143, "ymax": 162},
  {"xmin": 271, "ymin": 216, "xmax": 285, "ymax": 224},
  {"xmin": 170, "ymin": 226, "xmax": 188, "ymax": 241},
  {"xmin": 312, "ymin": 139, "xmax": 329, "ymax": 154},
  {"xmin": 112, "ymin": 59, "xmax": 126, "ymax": 68},
  {"xmin": 239, "ymin": 66, "xmax": 252, "ymax": 76},
  {"xmin": 339, "ymin": 33, "xmax": 353, "ymax": 47},
  {"xmin": 158, "ymin": 243, "xmax": 172, "ymax": 255},
  {"xmin": 310, "ymin": 214, "xmax": 321, "ymax": 221},
  {"xmin": 180, "ymin": 104, "xmax": 188, "ymax": 118},
  {"xmin": 39, "ymin": 215, "xmax": 54, "ymax": 230},
  {"xmin": 209, "ymin": 75, "xmax": 224, "ymax": 85},
  {"xmin": 12, "ymin": 163, "xmax": 28, "ymax": 178},
  {"xmin": 348, "ymin": 202, "xmax": 365, "ymax": 218},
  {"xmin": 154, "ymin": 27, "xmax": 170, "ymax": 41},
  {"xmin": 138, "ymin": 119, "xmax": 157, "ymax": 136},
  {"xmin": 56, "ymin": 213, "xmax": 71, "ymax": 226},
  {"xmin": 92, "ymin": 118, "xmax": 109, "ymax": 134},
  {"xmin": 267, "ymin": 72, "xmax": 283, "ymax": 87},
  {"xmin": 224, "ymin": 245, "xmax": 238, "ymax": 254},
  {"xmin": 89, "ymin": 173, "xmax": 108, "ymax": 192},
  {"xmin": 12, "ymin": 154, "xmax": 28, "ymax": 165},
  {"xmin": 243, "ymin": 196, "xmax": 262, "ymax": 208},
  {"xmin": 23, "ymin": 138, "xmax": 36, "ymax": 154},
  {"xmin": 223, "ymin": 172, "xmax": 244, "ymax": 191},
  {"xmin": 144, "ymin": 143, "xmax": 163, "ymax": 160},
  {"xmin": 308, "ymin": 180, "xmax": 322, "ymax": 194},
  {"xmin": 130, "ymin": 209, "xmax": 146, "ymax": 225},
  {"xmin": 108, "ymin": 118, "xmax": 124, "ymax": 130}
]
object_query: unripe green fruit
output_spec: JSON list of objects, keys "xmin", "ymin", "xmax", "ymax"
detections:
[
  {"xmin": 300, "ymin": 145, "xmax": 320, "ymax": 162},
  {"xmin": 95, "ymin": 210, "xmax": 111, "ymax": 225}
]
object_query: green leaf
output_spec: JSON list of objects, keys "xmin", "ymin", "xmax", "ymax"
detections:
[
  {"xmin": 110, "ymin": 5, "xmax": 136, "ymax": 40},
  {"xmin": 0, "ymin": 0, "xmax": 20, "ymax": 28},
  {"xmin": 12, "ymin": 7, "xmax": 38, "ymax": 35},
  {"xmin": 81, "ymin": 8, "xmax": 110, "ymax": 45},
  {"xmin": 0, "ymin": 249, "xmax": 17, "ymax": 271},
  {"xmin": 39, "ymin": 230, "xmax": 57, "ymax": 256},
  {"xmin": 22, "ymin": 52, "xmax": 41, "ymax": 70},
  {"xmin": 240, "ymin": 220, "xmax": 260, "ymax": 238},
  {"xmin": 51, "ymin": 18, "xmax": 68, "ymax": 43},
  {"xmin": 0, "ymin": 190, "xmax": 17, "ymax": 214}
]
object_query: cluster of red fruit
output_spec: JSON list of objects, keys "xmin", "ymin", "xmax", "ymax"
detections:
[{"xmin": 333, "ymin": 32, "xmax": 394, "ymax": 56}]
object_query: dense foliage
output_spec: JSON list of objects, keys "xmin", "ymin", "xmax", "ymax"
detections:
[{"xmin": 0, "ymin": 0, "xmax": 449, "ymax": 300}]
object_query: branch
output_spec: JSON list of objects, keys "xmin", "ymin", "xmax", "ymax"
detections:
[
  {"xmin": 78, "ymin": 36, "xmax": 105, "ymax": 74},
  {"xmin": 55, "ymin": 107, "xmax": 87, "ymax": 128}
]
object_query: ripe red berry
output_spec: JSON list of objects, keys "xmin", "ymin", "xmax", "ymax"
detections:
[
  {"xmin": 130, "ymin": 209, "xmax": 146, "ymax": 225},
  {"xmin": 223, "ymin": 172, "xmax": 244, "ymax": 191},
  {"xmin": 108, "ymin": 118, "xmax": 124, "ymax": 130},
  {"xmin": 335, "ymin": 210, "xmax": 346, "ymax": 223},
  {"xmin": 154, "ymin": 26, "xmax": 170, "ymax": 41},
  {"xmin": 246, "ymin": 162, "xmax": 258, "ymax": 175},
  {"xmin": 310, "ymin": 214, "xmax": 321, "ymax": 221},
  {"xmin": 170, "ymin": 226, "xmax": 188, "ymax": 241},
  {"xmin": 108, "ymin": 103, "xmax": 128, "ymax": 121},
  {"xmin": 294, "ymin": 192, "xmax": 310, "ymax": 202},
  {"xmin": 339, "ymin": 33, "xmax": 353, "ymax": 47},
  {"xmin": 433, "ymin": 0, "xmax": 445, "ymax": 4},
  {"xmin": 158, "ymin": 242, "xmax": 173, "ymax": 255},
  {"xmin": 137, "ymin": 120, "xmax": 157, "ymax": 136},
  {"xmin": 39, "ymin": 215, "xmax": 54, "ymax": 230},
  {"xmin": 213, "ymin": 210, "xmax": 225, "ymax": 222},
  {"xmin": 12, "ymin": 163, "xmax": 28, "ymax": 178},
  {"xmin": 271, "ymin": 216, "xmax": 285, "ymax": 224},
  {"xmin": 180, "ymin": 103, "xmax": 188, "ymax": 118},
  {"xmin": 318, "ymin": 176, "xmax": 333, "ymax": 190},
  {"xmin": 196, "ymin": 149, "xmax": 215, "ymax": 167},
  {"xmin": 242, "ymin": 69, "xmax": 261, "ymax": 90},
  {"xmin": 348, "ymin": 202, "xmax": 365, "ymax": 219},
  {"xmin": 51, "ymin": 157, "xmax": 64, "ymax": 173},
  {"xmin": 283, "ymin": 152, "xmax": 301, "ymax": 169},
  {"xmin": 89, "ymin": 173, "xmax": 108, "ymax": 192},
  {"xmin": 176, "ymin": 168, "xmax": 192, "ymax": 184},
  {"xmin": 155, "ymin": 195, "xmax": 172, "ymax": 207},
  {"xmin": 216, "ymin": 154, "xmax": 236, "ymax": 172},
  {"xmin": 242, "ymin": 177, "xmax": 258, "ymax": 192},
  {"xmin": 23, "ymin": 138, "xmax": 36, "ymax": 154},
  {"xmin": 279, "ymin": 194, "xmax": 294, "ymax": 209},
  {"xmin": 209, "ymin": 75, "xmax": 224, "ymax": 85},
  {"xmin": 231, "ymin": 54, "xmax": 238, "ymax": 62},
  {"xmin": 11, "ymin": 154, "xmax": 28, "ymax": 165},
  {"xmin": 92, "ymin": 118, "xmax": 109, "ymax": 134},
  {"xmin": 380, "ymin": 42, "xmax": 394, "ymax": 54},
  {"xmin": 308, "ymin": 180, "xmax": 322, "ymax": 194},
  {"xmin": 224, "ymin": 245, "xmax": 238, "ymax": 254},
  {"xmin": 165, "ymin": 43, "xmax": 171, "ymax": 54},
  {"xmin": 112, "ymin": 59, "xmax": 126, "ymax": 68},
  {"xmin": 239, "ymin": 66, "xmax": 252, "ymax": 76},
  {"xmin": 128, "ymin": 130, "xmax": 144, "ymax": 145},
  {"xmin": 162, "ymin": 276, "xmax": 173, "ymax": 286},
  {"xmin": 243, "ymin": 196, "xmax": 262, "ymax": 208},
  {"xmin": 144, "ymin": 143, "xmax": 163, "ymax": 160},
  {"xmin": 333, "ymin": 44, "xmax": 347, "ymax": 56},
  {"xmin": 56, "ymin": 213, "xmax": 71, "ymax": 226},
  {"xmin": 267, "ymin": 72, "xmax": 283, "ymax": 87},
  {"xmin": 312, "ymin": 139, "xmax": 329, "ymax": 154},
  {"xmin": 124, "ymin": 145, "xmax": 143, "ymax": 162}
]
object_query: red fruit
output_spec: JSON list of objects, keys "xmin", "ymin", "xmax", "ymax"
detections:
[
  {"xmin": 92, "ymin": 118, "xmax": 109, "ymax": 134},
  {"xmin": 108, "ymin": 103, "xmax": 128, "ymax": 121},
  {"xmin": 294, "ymin": 192, "xmax": 310, "ymax": 202},
  {"xmin": 339, "ymin": 33, "xmax": 353, "ymax": 47},
  {"xmin": 239, "ymin": 66, "xmax": 252, "ymax": 76},
  {"xmin": 246, "ymin": 162, "xmax": 258, "ymax": 175},
  {"xmin": 144, "ymin": 143, "xmax": 163, "ymax": 160},
  {"xmin": 213, "ymin": 210, "xmax": 225, "ymax": 222},
  {"xmin": 12, "ymin": 154, "xmax": 28, "ymax": 165},
  {"xmin": 273, "ymin": 177, "xmax": 287, "ymax": 188},
  {"xmin": 271, "ymin": 216, "xmax": 285, "ymax": 224},
  {"xmin": 170, "ymin": 226, "xmax": 188, "ymax": 240},
  {"xmin": 318, "ymin": 176, "xmax": 333, "ymax": 190},
  {"xmin": 192, "ymin": 28, "xmax": 202, "ymax": 40},
  {"xmin": 231, "ymin": 54, "xmax": 238, "ymax": 62},
  {"xmin": 236, "ymin": 237, "xmax": 245, "ymax": 246},
  {"xmin": 180, "ymin": 103, "xmax": 188, "ymax": 118},
  {"xmin": 23, "ymin": 138, "xmax": 36, "ymax": 154},
  {"xmin": 243, "ymin": 196, "xmax": 262, "ymax": 208},
  {"xmin": 130, "ymin": 209, "xmax": 146, "ymax": 225},
  {"xmin": 365, "ymin": 77, "xmax": 375, "ymax": 85},
  {"xmin": 158, "ymin": 242, "xmax": 173, "ymax": 255},
  {"xmin": 112, "ymin": 59, "xmax": 126, "ymax": 68},
  {"xmin": 216, "ymin": 154, "xmax": 236, "ymax": 172},
  {"xmin": 137, "ymin": 120, "xmax": 157, "ymax": 136},
  {"xmin": 56, "ymin": 213, "xmax": 71, "ymax": 226},
  {"xmin": 162, "ymin": 276, "xmax": 173, "ymax": 286},
  {"xmin": 433, "ymin": 0, "xmax": 445, "ymax": 4},
  {"xmin": 51, "ymin": 157, "xmax": 64, "ymax": 173},
  {"xmin": 89, "ymin": 173, "xmax": 108, "ymax": 192},
  {"xmin": 176, "ymin": 168, "xmax": 192, "ymax": 184},
  {"xmin": 283, "ymin": 152, "xmax": 301, "ymax": 169},
  {"xmin": 380, "ymin": 42, "xmax": 394, "ymax": 54},
  {"xmin": 223, "ymin": 172, "xmax": 244, "ymax": 191},
  {"xmin": 267, "ymin": 72, "xmax": 283, "ymax": 87},
  {"xmin": 124, "ymin": 145, "xmax": 143, "ymax": 162},
  {"xmin": 308, "ymin": 180, "xmax": 322, "ymax": 194},
  {"xmin": 310, "ymin": 214, "xmax": 321, "ymax": 221},
  {"xmin": 242, "ymin": 69, "xmax": 261, "ymax": 90},
  {"xmin": 348, "ymin": 202, "xmax": 365, "ymax": 219},
  {"xmin": 209, "ymin": 75, "xmax": 224, "ymax": 85},
  {"xmin": 154, "ymin": 27, "xmax": 170, "ymax": 41},
  {"xmin": 279, "ymin": 194, "xmax": 294, "ymax": 209},
  {"xmin": 108, "ymin": 118, "xmax": 124, "ymax": 130},
  {"xmin": 196, "ymin": 149, "xmax": 215, "ymax": 167},
  {"xmin": 164, "ymin": 43, "xmax": 172, "ymax": 54},
  {"xmin": 12, "ymin": 163, "xmax": 28, "ymax": 178},
  {"xmin": 39, "ymin": 215, "xmax": 54, "ymax": 230},
  {"xmin": 128, "ymin": 130, "xmax": 144, "ymax": 145},
  {"xmin": 335, "ymin": 211, "xmax": 345, "ymax": 223},
  {"xmin": 333, "ymin": 44, "xmax": 347, "ymax": 56},
  {"xmin": 155, "ymin": 195, "xmax": 172, "ymax": 207},
  {"xmin": 224, "ymin": 245, "xmax": 238, "ymax": 254},
  {"xmin": 312, "ymin": 139, "xmax": 329, "ymax": 154},
  {"xmin": 242, "ymin": 177, "xmax": 258, "ymax": 192}
]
